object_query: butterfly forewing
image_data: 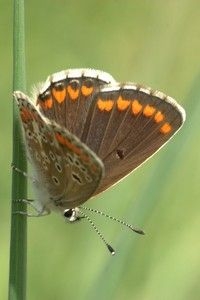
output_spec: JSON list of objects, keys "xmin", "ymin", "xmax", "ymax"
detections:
[
  {"xmin": 83, "ymin": 85, "xmax": 185, "ymax": 194},
  {"xmin": 16, "ymin": 69, "xmax": 185, "ymax": 203},
  {"xmin": 37, "ymin": 69, "xmax": 116, "ymax": 139}
]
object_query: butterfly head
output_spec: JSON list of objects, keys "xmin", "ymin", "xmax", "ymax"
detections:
[{"xmin": 63, "ymin": 207, "xmax": 81, "ymax": 222}]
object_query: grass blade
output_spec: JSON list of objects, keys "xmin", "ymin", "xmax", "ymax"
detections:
[{"xmin": 8, "ymin": 0, "xmax": 27, "ymax": 299}]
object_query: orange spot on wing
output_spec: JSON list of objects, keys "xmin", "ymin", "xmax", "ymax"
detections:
[
  {"xmin": 52, "ymin": 88, "xmax": 66, "ymax": 104},
  {"xmin": 46, "ymin": 98, "xmax": 53, "ymax": 108},
  {"xmin": 90, "ymin": 163, "xmax": 99, "ymax": 174},
  {"xmin": 55, "ymin": 132, "xmax": 91, "ymax": 164},
  {"xmin": 143, "ymin": 105, "xmax": 156, "ymax": 117},
  {"xmin": 132, "ymin": 100, "xmax": 142, "ymax": 115},
  {"xmin": 160, "ymin": 122, "xmax": 172, "ymax": 134},
  {"xmin": 154, "ymin": 111, "xmax": 164, "ymax": 123},
  {"xmin": 81, "ymin": 85, "xmax": 93, "ymax": 97},
  {"xmin": 20, "ymin": 108, "xmax": 33, "ymax": 122},
  {"xmin": 97, "ymin": 99, "xmax": 114, "ymax": 112},
  {"xmin": 55, "ymin": 132, "xmax": 66, "ymax": 145},
  {"xmin": 55, "ymin": 133, "xmax": 82, "ymax": 155},
  {"xmin": 38, "ymin": 97, "xmax": 53, "ymax": 110},
  {"xmin": 80, "ymin": 153, "xmax": 90, "ymax": 163},
  {"xmin": 117, "ymin": 96, "xmax": 130, "ymax": 111},
  {"xmin": 67, "ymin": 85, "xmax": 79, "ymax": 101}
]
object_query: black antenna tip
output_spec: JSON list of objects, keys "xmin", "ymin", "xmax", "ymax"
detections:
[
  {"xmin": 107, "ymin": 244, "xmax": 115, "ymax": 255},
  {"xmin": 132, "ymin": 228, "xmax": 145, "ymax": 235}
]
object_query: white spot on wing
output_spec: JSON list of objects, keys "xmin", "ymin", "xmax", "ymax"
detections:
[
  {"xmin": 123, "ymin": 83, "xmax": 138, "ymax": 90},
  {"xmin": 51, "ymin": 71, "xmax": 66, "ymax": 83},
  {"xmin": 152, "ymin": 90, "xmax": 166, "ymax": 100},
  {"xmin": 139, "ymin": 86, "xmax": 151, "ymax": 95},
  {"xmin": 39, "ymin": 78, "xmax": 51, "ymax": 94},
  {"xmin": 100, "ymin": 85, "xmax": 121, "ymax": 92},
  {"xmin": 166, "ymin": 96, "xmax": 186, "ymax": 122}
]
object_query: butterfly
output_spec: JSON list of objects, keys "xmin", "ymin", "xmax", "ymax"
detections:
[{"xmin": 14, "ymin": 69, "xmax": 185, "ymax": 253}]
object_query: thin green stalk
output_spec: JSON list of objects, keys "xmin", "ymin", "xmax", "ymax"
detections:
[{"xmin": 9, "ymin": 0, "xmax": 27, "ymax": 299}]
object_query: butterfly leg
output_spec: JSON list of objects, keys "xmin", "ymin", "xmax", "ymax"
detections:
[
  {"xmin": 13, "ymin": 198, "xmax": 50, "ymax": 217},
  {"xmin": 11, "ymin": 163, "xmax": 38, "ymax": 183},
  {"xmin": 12, "ymin": 165, "xmax": 49, "ymax": 216}
]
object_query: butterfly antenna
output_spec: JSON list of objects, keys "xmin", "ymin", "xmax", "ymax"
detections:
[
  {"xmin": 80, "ymin": 206, "xmax": 145, "ymax": 235},
  {"xmin": 79, "ymin": 210, "xmax": 115, "ymax": 256}
]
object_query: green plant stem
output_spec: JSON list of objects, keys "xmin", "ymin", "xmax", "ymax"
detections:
[{"xmin": 8, "ymin": 0, "xmax": 27, "ymax": 299}]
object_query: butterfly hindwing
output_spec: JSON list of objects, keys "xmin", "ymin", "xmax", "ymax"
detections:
[{"xmin": 14, "ymin": 91, "xmax": 104, "ymax": 208}]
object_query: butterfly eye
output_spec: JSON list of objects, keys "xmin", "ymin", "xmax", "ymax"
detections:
[{"xmin": 63, "ymin": 209, "xmax": 72, "ymax": 218}]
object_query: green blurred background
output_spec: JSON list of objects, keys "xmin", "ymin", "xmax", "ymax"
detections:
[{"xmin": 1, "ymin": 1, "xmax": 200, "ymax": 299}]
